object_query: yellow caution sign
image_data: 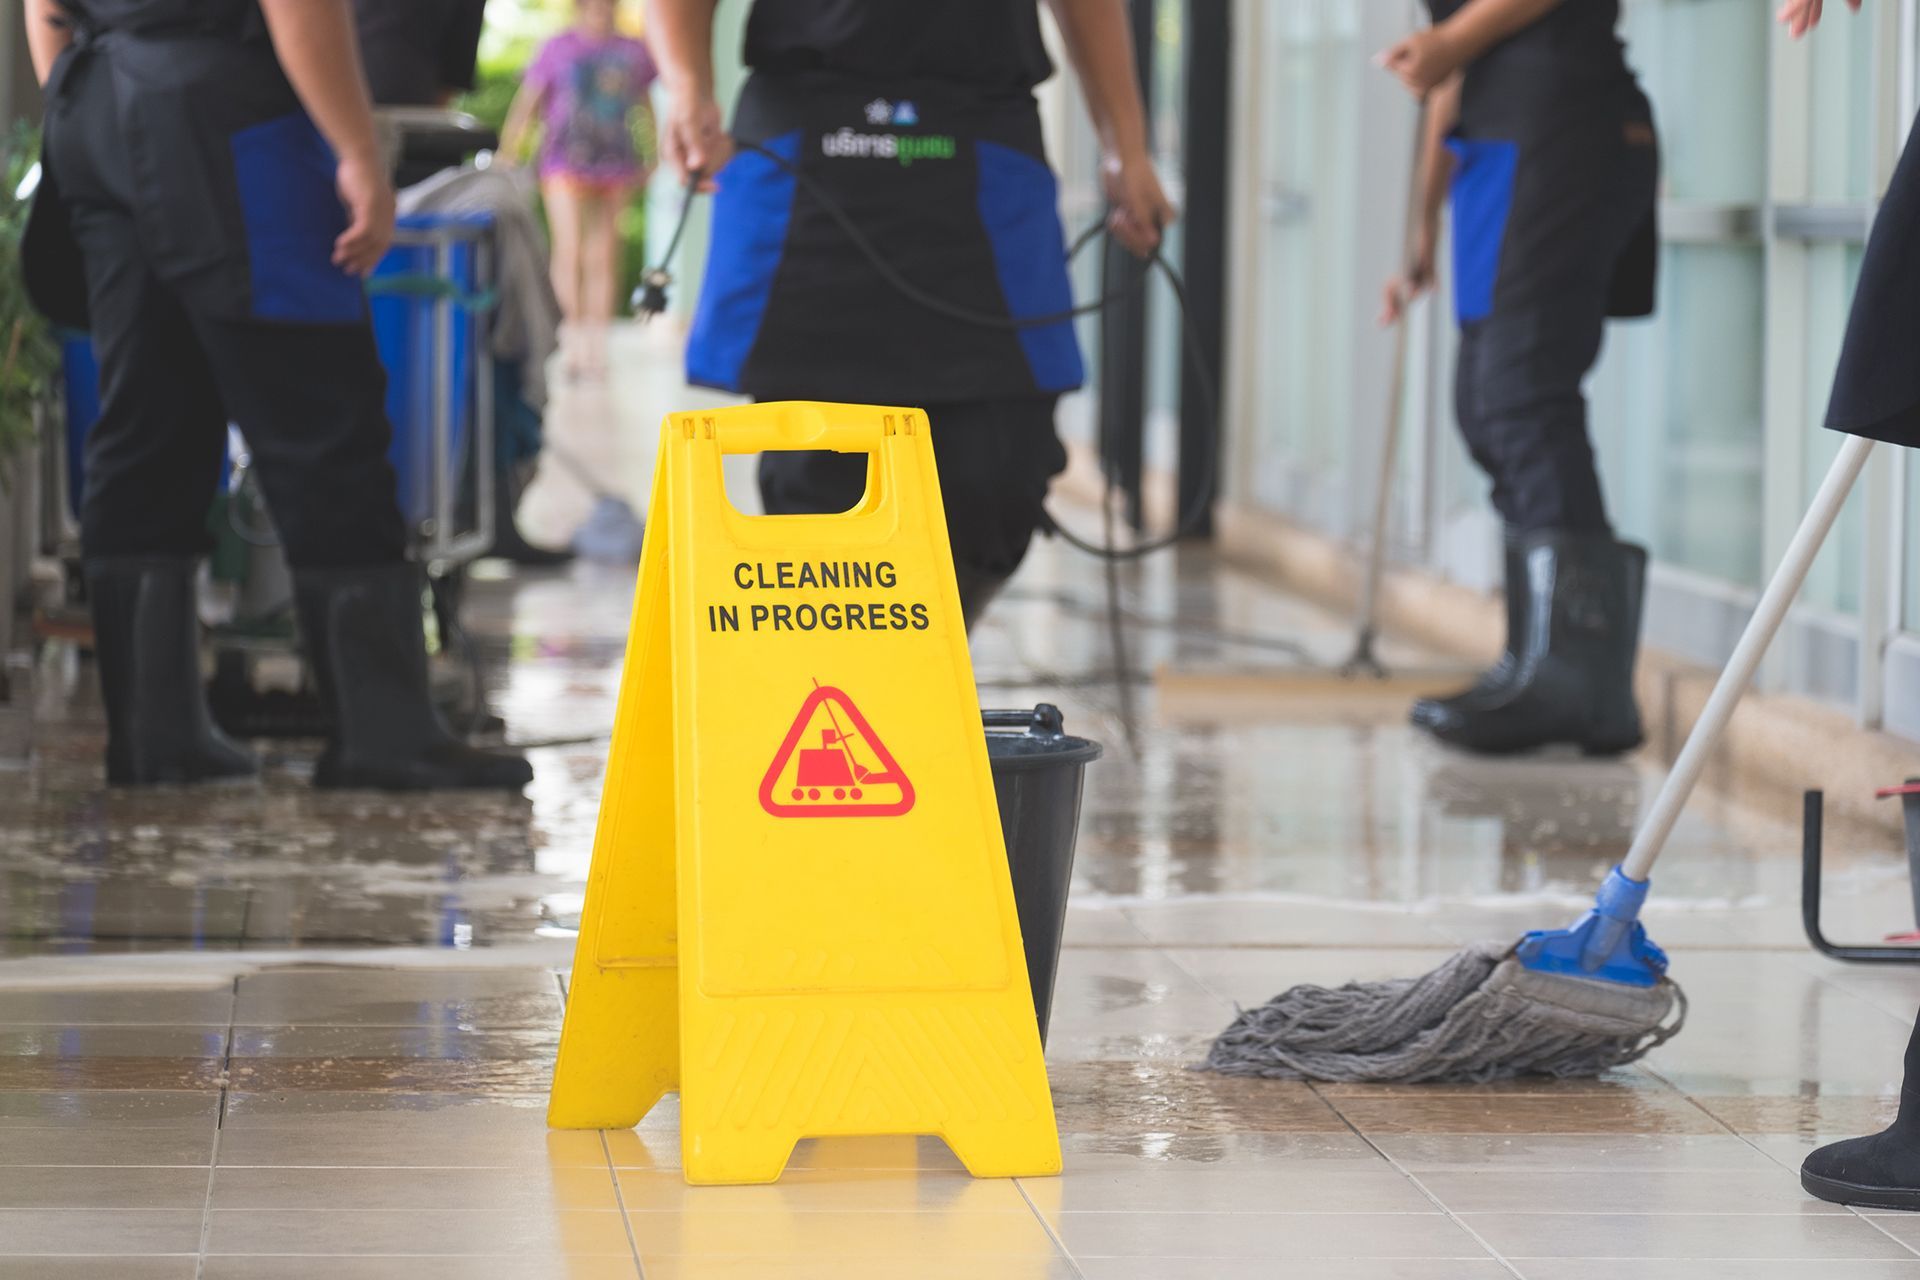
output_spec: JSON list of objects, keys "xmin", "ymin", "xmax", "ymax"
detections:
[{"xmin": 548, "ymin": 401, "xmax": 1060, "ymax": 1186}]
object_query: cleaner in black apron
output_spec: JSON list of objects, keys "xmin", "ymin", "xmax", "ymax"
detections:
[
  {"xmin": 649, "ymin": 0, "xmax": 1174, "ymax": 629},
  {"xmin": 1781, "ymin": 0, "xmax": 1920, "ymax": 1213},
  {"xmin": 23, "ymin": 0, "xmax": 530, "ymax": 791},
  {"xmin": 1378, "ymin": 0, "xmax": 1659, "ymax": 755}
]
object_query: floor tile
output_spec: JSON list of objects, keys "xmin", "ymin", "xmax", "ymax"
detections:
[
  {"xmin": 0, "ymin": 1165, "xmax": 209, "ymax": 1210},
  {"xmin": 638, "ymin": 1259, "xmax": 1077, "ymax": 1280},
  {"xmin": 200, "ymin": 1260, "xmax": 641, "ymax": 1280},
  {"xmin": 1414, "ymin": 1168, "xmax": 1837, "ymax": 1215},
  {"xmin": 0, "ymin": 1260, "xmax": 198, "ymax": 1279},
  {"xmin": 209, "ymin": 1164, "xmax": 621, "ymax": 1212},
  {"xmin": 0, "ymin": 1090, "xmax": 220, "ymax": 1126},
  {"xmin": 232, "ymin": 969, "xmax": 563, "ymax": 1028},
  {"xmin": 1331, "ymin": 1090, "xmax": 1724, "ymax": 1136},
  {"xmin": 0, "ymin": 988, "xmax": 233, "ymax": 1025},
  {"xmin": 1023, "ymin": 1164, "xmax": 1433, "ymax": 1216},
  {"xmin": 1514, "ymin": 1263, "xmax": 1920, "ymax": 1280},
  {"xmin": 217, "ymin": 1092, "xmax": 607, "ymax": 1168},
  {"xmin": 1078, "ymin": 1262, "xmax": 1512, "ymax": 1280},
  {"xmin": 1048, "ymin": 1062, "xmax": 1347, "ymax": 1135},
  {"xmin": 1049, "ymin": 1209, "xmax": 1489, "ymax": 1259},
  {"xmin": 620, "ymin": 1167, "xmax": 1035, "ymax": 1214},
  {"xmin": 1466, "ymin": 1211, "xmax": 1916, "ymax": 1260},
  {"xmin": 204, "ymin": 1208, "xmax": 634, "ymax": 1256},
  {"xmin": 1371, "ymin": 1132, "xmax": 1782, "ymax": 1173},
  {"xmin": 0, "ymin": 1208, "xmax": 205, "ymax": 1254},
  {"xmin": 626, "ymin": 1208, "xmax": 1062, "ymax": 1258},
  {"xmin": 0, "ymin": 1123, "xmax": 217, "ymax": 1167}
]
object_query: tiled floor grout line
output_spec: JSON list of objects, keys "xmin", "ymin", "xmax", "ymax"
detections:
[
  {"xmin": 1852, "ymin": 1205, "xmax": 1920, "ymax": 1258},
  {"xmin": 1014, "ymin": 1176, "xmax": 1085, "ymax": 1280},
  {"xmin": 600, "ymin": 1130, "xmax": 647, "ymax": 1280},
  {"xmin": 1308, "ymin": 1082, "xmax": 1527, "ymax": 1280},
  {"xmin": 194, "ymin": 977, "xmax": 240, "ymax": 1280}
]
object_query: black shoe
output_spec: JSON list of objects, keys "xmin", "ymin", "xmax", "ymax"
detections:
[
  {"xmin": 1421, "ymin": 532, "xmax": 1646, "ymax": 756},
  {"xmin": 1412, "ymin": 530, "xmax": 1527, "ymax": 731},
  {"xmin": 292, "ymin": 563, "xmax": 533, "ymax": 791},
  {"xmin": 956, "ymin": 566, "xmax": 1012, "ymax": 633},
  {"xmin": 1804, "ymin": 1020, "xmax": 1920, "ymax": 1211},
  {"xmin": 85, "ymin": 557, "xmax": 259, "ymax": 786}
]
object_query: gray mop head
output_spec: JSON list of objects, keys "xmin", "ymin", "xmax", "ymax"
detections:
[{"xmin": 1200, "ymin": 942, "xmax": 1686, "ymax": 1084}]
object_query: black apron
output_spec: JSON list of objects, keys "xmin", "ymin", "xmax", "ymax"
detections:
[
  {"xmin": 25, "ymin": 1, "xmax": 360, "ymax": 328},
  {"xmin": 684, "ymin": 72, "xmax": 1083, "ymax": 405},
  {"xmin": 1430, "ymin": 0, "xmax": 1658, "ymax": 325},
  {"xmin": 1828, "ymin": 112, "xmax": 1920, "ymax": 445}
]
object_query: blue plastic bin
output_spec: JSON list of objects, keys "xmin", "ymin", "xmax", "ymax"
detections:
[{"xmin": 369, "ymin": 211, "xmax": 494, "ymax": 527}]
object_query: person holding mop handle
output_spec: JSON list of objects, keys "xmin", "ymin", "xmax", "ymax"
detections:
[
  {"xmin": 1378, "ymin": 0, "xmax": 1659, "ymax": 756},
  {"xmin": 1772, "ymin": 0, "xmax": 1920, "ymax": 1211}
]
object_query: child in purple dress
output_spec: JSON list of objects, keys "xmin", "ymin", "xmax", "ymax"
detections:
[{"xmin": 502, "ymin": 0, "xmax": 657, "ymax": 376}]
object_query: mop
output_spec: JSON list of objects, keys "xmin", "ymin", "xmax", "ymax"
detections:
[{"xmin": 1203, "ymin": 435, "xmax": 1875, "ymax": 1082}]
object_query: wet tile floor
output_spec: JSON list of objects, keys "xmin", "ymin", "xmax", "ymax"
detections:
[{"xmin": 9, "ymin": 349, "xmax": 1920, "ymax": 1275}]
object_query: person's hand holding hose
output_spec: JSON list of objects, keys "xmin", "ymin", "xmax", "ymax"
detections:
[
  {"xmin": 1103, "ymin": 147, "xmax": 1177, "ymax": 258},
  {"xmin": 662, "ymin": 93, "xmax": 732, "ymax": 193}
]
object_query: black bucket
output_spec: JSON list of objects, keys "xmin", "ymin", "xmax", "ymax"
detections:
[{"xmin": 985, "ymin": 705, "xmax": 1102, "ymax": 1043}]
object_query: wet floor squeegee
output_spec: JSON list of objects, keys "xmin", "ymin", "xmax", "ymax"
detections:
[{"xmin": 1202, "ymin": 434, "xmax": 1874, "ymax": 1082}]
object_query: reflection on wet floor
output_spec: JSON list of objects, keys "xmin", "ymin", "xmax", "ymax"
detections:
[{"xmin": 6, "ymin": 525, "xmax": 1920, "ymax": 1275}]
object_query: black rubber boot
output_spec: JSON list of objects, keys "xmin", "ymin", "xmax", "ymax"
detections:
[
  {"xmin": 956, "ymin": 566, "xmax": 1012, "ymax": 634},
  {"xmin": 1804, "ymin": 1014, "xmax": 1920, "ymax": 1210},
  {"xmin": 292, "ymin": 563, "xmax": 533, "ymax": 791},
  {"xmin": 1422, "ymin": 532, "xmax": 1646, "ymax": 756},
  {"xmin": 85, "ymin": 557, "xmax": 259, "ymax": 786},
  {"xmin": 486, "ymin": 459, "xmax": 575, "ymax": 568},
  {"xmin": 1412, "ymin": 530, "xmax": 1528, "ymax": 731}
]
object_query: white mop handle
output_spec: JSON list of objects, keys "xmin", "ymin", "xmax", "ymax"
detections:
[{"xmin": 1621, "ymin": 433, "xmax": 1875, "ymax": 882}]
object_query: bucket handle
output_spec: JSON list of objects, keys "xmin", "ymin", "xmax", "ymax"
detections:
[{"xmin": 983, "ymin": 705, "xmax": 1067, "ymax": 736}]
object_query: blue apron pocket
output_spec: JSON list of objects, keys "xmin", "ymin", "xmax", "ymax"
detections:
[
  {"xmin": 228, "ymin": 113, "xmax": 363, "ymax": 324},
  {"xmin": 975, "ymin": 140, "xmax": 1084, "ymax": 393},
  {"xmin": 686, "ymin": 131, "xmax": 802, "ymax": 392},
  {"xmin": 1447, "ymin": 138, "xmax": 1519, "ymax": 325}
]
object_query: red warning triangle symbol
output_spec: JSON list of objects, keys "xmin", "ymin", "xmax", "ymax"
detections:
[{"xmin": 759, "ymin": 682, "xmax": 915, "ymax": 818}]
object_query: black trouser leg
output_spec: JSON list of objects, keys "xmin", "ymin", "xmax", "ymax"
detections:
[
  {"xmin": 67, "ymin": 205, "xmax": 229, "ymax": 559},
  {"xmin": 186, "ymin": 315, "xmax": 408, "ymax": 571},
  {"xmin": 1454, "ymin": 307, "xmax": 1612, "ymax": 537},
  {"xmin": 756, "ymin": 397, "xmax": 1066, "ymax": 630}
]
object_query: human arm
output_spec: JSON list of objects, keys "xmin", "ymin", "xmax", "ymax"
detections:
[
  {"xmin": 1380, "ymin": 75, "xmax": 1459, "ymax": 326},
  {"xmin": 1045, "ymin": 0, "xmax": 1176, "ymax": 257},
  {"xmin": 645, "ymin": 0, "xmax": 730, "ymax": 191},
  {"xmin": 24, "ymin": 0, "xmax": 72, "ymax": 86},
  {"xmin": 497, "ymin": 79, "xmax": 548, "ymax": 167},
  {"xmin": 257, "ymin": 0, "xmax": 394, "ymax": 275},
  {"xmin": 1379, "ymin": 0, "xmax": 1563, "ymax": 98},
  {"xmin": 1776, "ymin": 0, "xmax": 1864, "ymax": 38}
]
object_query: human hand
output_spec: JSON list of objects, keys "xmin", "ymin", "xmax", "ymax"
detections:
[
  {"xmin": 1102, "ymin": 149, "xmax": 1177, "ymax": 258},
  {"xmin": 661, "ymin": 93, "xmax": 732, "ymax": 192},
  {"xmin": 1777, "ymin": 0, "xmax": 1863, "ymax": 38},
  {"xmin": 333, "ymin": 151, "xmax": 395, "ymax": 276},
  {"xmin": 1378, "ymin": 27, "xmax": 1466, "ymax": 98},
  {"xmin": 1379, "ymin": 238, "xmax": 1436, "ymax": 327}
]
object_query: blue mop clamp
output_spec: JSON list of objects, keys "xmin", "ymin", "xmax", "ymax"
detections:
[{"xmin": 1514, "ymin": 866, "xmax": 1670, "ymax": 987}]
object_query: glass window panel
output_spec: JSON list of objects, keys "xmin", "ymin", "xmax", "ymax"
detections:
[
  {"xmin": 1591, "ymin": 245, "xmax": 1767, "ymax": 587},
  {"xmin": 1800, "ymin": 244, "xmax": 1866, "ymax": 618},
  {"xmin": 1246, "ymin": 0, "xmax": 1362, "ymax": 526},
  {"xmin": 1803, "ymin": 13, "xmax": 1877, "ymax": 203},
  {"xmin": 1619, "ymin": 0, "xmax": 1768, "ymax": 204}
]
